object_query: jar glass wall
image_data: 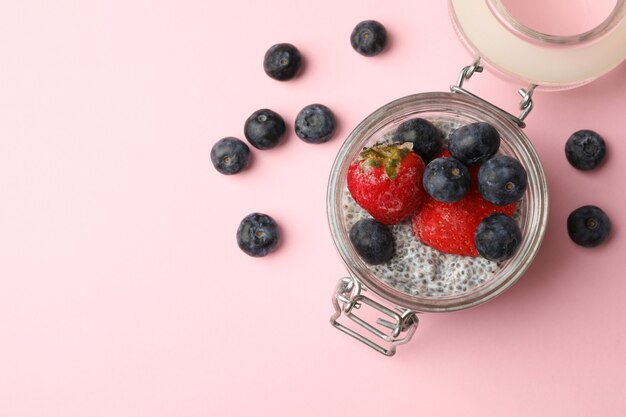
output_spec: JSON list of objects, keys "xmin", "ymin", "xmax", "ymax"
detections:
[{"xmin": 327, "ymin": 92, "xmax": 548, "ymax": 313}]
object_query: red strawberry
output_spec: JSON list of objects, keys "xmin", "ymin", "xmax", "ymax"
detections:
[
  {"xmin": 411, "ymin": 151, "xmax": 517, "ymax": 256},
  {"xmin": 347, "ymin": 143, "xmax": 426, "ymax": 224}
]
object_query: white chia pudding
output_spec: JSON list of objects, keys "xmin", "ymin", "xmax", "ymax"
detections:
[{"xmin": 342, "ymin": 119, "xmax": 517, "ymax": 298}]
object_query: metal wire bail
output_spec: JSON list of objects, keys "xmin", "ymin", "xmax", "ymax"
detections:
[
  {"xmin": 451, "ymin": 57, "xmax": 537, "ymax": 128},
  {"xmin": 330, "ymin": 276, "xmax": 418, "ymax": 356}
]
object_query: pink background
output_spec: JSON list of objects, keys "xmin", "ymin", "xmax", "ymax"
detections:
[{"xmin": 1, "ymin": 1, "xmax": 625, "ymax": 416}]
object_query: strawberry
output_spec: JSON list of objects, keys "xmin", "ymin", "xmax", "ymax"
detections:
[
  {"xmin": 347, "ymin": 143, "xmax": 425, "ymax": 225},
  {"xmin": 411, "ymin": 151, "xmax": 517, "ymax": 256}
]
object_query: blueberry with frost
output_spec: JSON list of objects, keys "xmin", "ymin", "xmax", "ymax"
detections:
[
  {"xmin": 565, "ymin": 129, "xmax": 606, "ymax": 170},
  {"xmin": 567, "ymin": 205, "xmax": 611, "ymax": 247},
  {"xmin": 349, "ymin": 218, "xmax": 395, "ymax": 264},
  {"xmin": 263, "ymin": 43, "xmax": 302, "ymax": 81},
  {"xmin": 295, "ymin": 104, "xmax": 336, "ymax": 144},
  {"xmin": 210, "ymin": 137, "xmax": 250, "ymax": 175},
  {"xmin": 236, "ymin": 213, "xmax": 280, "ymax": 257},
  {"xmin": 244, "ymin": 109, "xmax": 286, "ymax": 150},
  {"xmin": 423, "ymin": 157, "xmax": 470, "ymax": 203},
  {"xmin": 393, "ymin": 118, "xmax": 443, "ymax": 162},
  {"xmin": 478, "ymin": 155, "xmax": 527, "ymax": 206},
  {"xmin": 350, "ymin": 20, "xmax": 387, "ymax": 57},
  {"xmin": 474, "ymin": 213, "xmax": 522, "ymax": 262},
  {"xmin": 449, "ymin": 122, "xmax": 500, "ymax": 165}
]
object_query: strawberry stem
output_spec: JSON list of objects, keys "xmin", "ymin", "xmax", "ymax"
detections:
[{"xmin": 359, "ymin": 142, "xmax": 413, "ymax": 180}]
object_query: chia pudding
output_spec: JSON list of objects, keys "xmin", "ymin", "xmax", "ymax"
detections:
[{"xmin": 342, "ymin": 118, "xmax": 522, "ymax": 298}]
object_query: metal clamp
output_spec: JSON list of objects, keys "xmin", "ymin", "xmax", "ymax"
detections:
[
  {"xmin": 450, "ymin": 57, "xmax": 536, "ymax": 128},
  {"xmin": 330, "ymin": 276, "xmax": 418, "ymax": 356}
]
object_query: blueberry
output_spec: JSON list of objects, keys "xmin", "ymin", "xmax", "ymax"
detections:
[
  {"xmin": 393, "ymin": 118, "xmax": 443, "ymax": 162},
  {"xmin": 349, "ymin": 218, "xmax": 394, "ymax": 264},
  {"xmin": 449, "ymin": 122, "xmax": 500, "ymax": 165},
  {"xmin": 478, "ymin": 155, "xmax": 528, "ymax": 206},
  {"xmin": 210, "ymin": 137, "xmax": 251, "ymax": 175},
  {"xmin": 350, "ymin": 20, "xmax": 387, "ymax": 57},
  {"xmin": 263, "ymin": 43, "xmax": 302, "ymax": 81},
  {"xmin": 475, "ymin": 213, "xmax": 522, "ymax": 262},
  {"xmin": 565, "ymin": 129, "xmax": 606, "ymax": 170},
  {"xmin": 423, "ymin": 157, "xmax": 470, "ymax": 203},
  {"xmin": 244, "ymin": 109, "xmax": 286, "ymax": 150},
  {"xmin": 567, "ymin": 205, "xmax": 611, "ymax": 248},
  {"xmin": 236, "ymin": 213, "xmax": 280, "ymax": 257},
  {"xmin": 295, "ymin": 103, "xmax": 336, "ymax": 144}
]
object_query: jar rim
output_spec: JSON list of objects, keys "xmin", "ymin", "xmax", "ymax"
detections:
[
  {"xmin": 487, "ymin": 0, "xmax": 626, "ymax": 46},
  {"xmin": 326, "ymin": 92, "xmax": 549, "ymax": 312}
]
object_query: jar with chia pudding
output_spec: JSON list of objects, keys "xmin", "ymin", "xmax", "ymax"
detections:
[{"xmin": 329, "ymin": 0, "xmax": 626, "ymax": 355}]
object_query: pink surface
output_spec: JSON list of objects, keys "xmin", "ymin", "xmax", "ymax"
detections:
[{"xmin": 1, "ymin": 1, "xmax": 625, "ymax": 416}]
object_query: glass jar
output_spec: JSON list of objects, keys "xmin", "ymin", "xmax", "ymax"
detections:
[{"xmin": 328, "ymin": 0, "xmax": 626, "ymax": 356}]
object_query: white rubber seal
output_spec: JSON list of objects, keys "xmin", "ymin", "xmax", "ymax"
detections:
[{"xmin": 449, "ymin": 0, "xmax": 626, "ymax": 87}]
